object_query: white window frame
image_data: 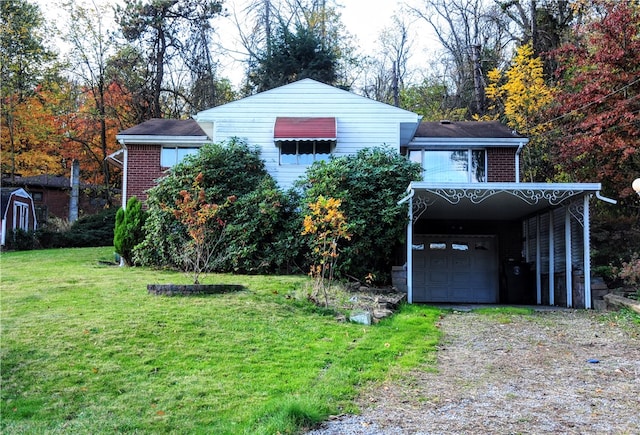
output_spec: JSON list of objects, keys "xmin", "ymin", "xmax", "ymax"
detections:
[
  {"xmin": 278, "ymin": 140, "xmax": 334, "ymax": 165},
  {"xmin": 13, "ymin": 201, "xmax": 29, "ymax": 231},
  {"xmin": 409, "ymin": 148, "xmax": 487, "ymax": 183},
  {"xmin": 161, "ymin": 146, "xmax": 200, "ymax": 167}
]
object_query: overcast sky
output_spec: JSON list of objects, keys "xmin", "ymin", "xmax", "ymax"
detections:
[{"xmin": 37, "ymin": 0, "xmax": 438, "ymax": 87}]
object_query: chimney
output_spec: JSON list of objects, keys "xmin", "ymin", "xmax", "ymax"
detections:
[{"xmin": 69, "ymin": 159, "xmax": 80, "ymax": 222}]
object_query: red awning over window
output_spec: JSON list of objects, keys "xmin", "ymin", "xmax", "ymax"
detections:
[{"xmin": 274, "ymin": 117, "xmax": 336, "ymax": 141}]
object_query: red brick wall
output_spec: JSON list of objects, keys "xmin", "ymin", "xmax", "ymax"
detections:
[
  {"xmin": 126, "ymin": 145, "xmax": 166, "ymax": 204},
  {"xmin": 38, "ymin": 189, "xmax": 69, "ymax": 218},
  {"xmin": 487, "ymin": 148, "xmax": 517, "ymax": 182}
]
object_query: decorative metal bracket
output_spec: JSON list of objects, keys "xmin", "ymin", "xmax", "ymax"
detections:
[{"xmin": 411, "ymin": 187, "xmax": 586, "ymax": 223}]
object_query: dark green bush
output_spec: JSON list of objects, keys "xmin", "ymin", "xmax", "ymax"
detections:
[
  {"xmin": 224, "ymin": 177, "xmax": 305, "ymax": 274},
  {"xmin": 296, "ymin": 146, "xmax": 422, "ymax": 283},
  {"xmin": 4, "ymin": 228, "xmax": 37, "ymax": 251},
  {"xmin": 37, "ymin": 207, "xmax": 117, "ymax": 248},
  {"xmin": 134, "ymin": 139, "xmax": 303, "ymax": 273},
  {"xmin": 114, "ymin": 196, "xmax": 147, "ymax": 266}
]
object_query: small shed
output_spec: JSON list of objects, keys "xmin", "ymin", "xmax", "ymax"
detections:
[{"xmin": 1, "ymin": 188, "xmax": 38, "ymax": 246}]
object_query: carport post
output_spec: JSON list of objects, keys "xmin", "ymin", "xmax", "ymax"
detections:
[
  {"xmin": 549, "ymin": 209, "xmax": 555, "ymax": 306},
  {"xmin": 565, "ymin": 207, "xmax": 573, "ymax": 307},
  {"xmin": 398, "ymin": 188, "xmax": 415, "ymax": 304},
  {"xmin": 406, "ymin": 194, "xmax": 414, "ymax": 304},
  {"xmin": 583, "ymin": 194, "xmax": 592, "ymax": 309},
  {"xmin": 536, "ymin": 215, "xmax": 542, "ymax": 304}
]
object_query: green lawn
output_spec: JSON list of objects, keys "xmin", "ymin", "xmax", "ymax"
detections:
[{"xmin": 1, "ymin": 247, "xmax": 441, "ymax": 434}]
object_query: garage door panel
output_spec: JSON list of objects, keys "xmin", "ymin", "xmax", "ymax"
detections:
[{"xmin": 412, "ymin": 235, "xmax": 498, "ymax": 303}]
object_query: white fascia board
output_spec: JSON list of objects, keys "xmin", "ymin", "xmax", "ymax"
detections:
[
  {"xmin": 115, "ymin": 135, "xmax": 209, "ymax": 145},
  {"xmin": 408, "ymin": 137, "xmax": 529, "ymax": 148},
  {"xmin": 11, "ymin": 188, "xmax": 31, "ymax": 199},
  {"xmin": 408, "ymin": 181, "xmax": 602, "ymax": 192}
]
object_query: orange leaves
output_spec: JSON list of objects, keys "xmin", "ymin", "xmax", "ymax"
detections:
[
  {"xmin": 167, "ymin": 175, "xmax": 225, "ymax": 246},
  {"xmin": 161, "ymin": 172, "xmax": 232, "ymax": 284}
]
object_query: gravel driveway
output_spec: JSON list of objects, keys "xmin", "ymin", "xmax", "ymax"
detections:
[{"xmin": 307, "ymin": 309, "xmax": 640, "ymax": 434}]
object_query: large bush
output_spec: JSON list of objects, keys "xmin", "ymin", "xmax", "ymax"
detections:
[
  {"xmin": 36, "ymin": 207, "xmax": 117, "ymax": 249},
  {"xmin": 134, "ymin": 139, "xmax": 303, "ymax": 274},
  {"xmin": 296, "ymin": 146, "xmax": 422, "ymax": 283}
]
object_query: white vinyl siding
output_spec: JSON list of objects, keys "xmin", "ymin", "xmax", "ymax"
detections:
[{"xmin": 194, "ymin": 79, "xmax": 420, "ymax": 188}]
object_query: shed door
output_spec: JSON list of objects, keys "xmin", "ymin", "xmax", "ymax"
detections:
[
  {"xmin": 13, "ymin": 201, "xmax": 30, "ymax": 231},
  {"xmin": 412, "ymin": 235, "xmax": 498, "ymax": 303}
]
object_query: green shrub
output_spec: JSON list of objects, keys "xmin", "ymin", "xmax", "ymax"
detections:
[
  {"xmin": 113, "ymin": 196, "xmax": 147, "ymax": 266},
  {"xmin": 3, "ymin": 228, "xmax": 37, "ymax": 251},
  {"xmin": 36, "ymin": 208, "xmax": 117, "ymax": 248},
  {"xmin": 134, "ymin": 139, "xmax": 302, "ymax": 274},
  {"xmin": 224, "ymin": 177, "xmax": 305, "ymax": 274},
  {"xmin": 297, "ymin": 146, "xmax": 422, "ymax": 283}
]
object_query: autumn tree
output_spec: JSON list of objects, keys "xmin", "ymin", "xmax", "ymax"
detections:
[
  {"xmin": 162, "ymin": 172, "xmax": 235, "ymax": 284},
  {"xmin": 302, "ymin": 195, "xmax": 351, "ymax": 307},
  {"xmin": 0, "ymin": 82, "xmax": 67, "ymax": 177},
  {"xmin": 550, "ymin": 1, "xmax": 640, "ymax": 198},
  {"xmin": 481, "ymin": 43, "xmax": 556, "ymax": 181},
  {"xmin": 0, "ymin": 0, "xmax": 57, "ymax": 179},
  {"xmin": 59, "ymin": 0, "xmax": 132, "ymax": 194}
]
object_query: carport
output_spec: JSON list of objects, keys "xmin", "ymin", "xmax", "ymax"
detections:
[{"xmin": 400, "ymin": 182, "xmax": 615, "ymax": 309}]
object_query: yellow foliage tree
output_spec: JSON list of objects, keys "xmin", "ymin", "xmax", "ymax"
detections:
[
  {"xmin": 0, "ymin": 86, "xmax": 63, "ymax": 177},
  {"xmin": 482, "ymin": 43, "xmax": 555, "ymax": 134},
  {"xmin": 302, "ymin": 195, "xmax": 351, "ymax": 307},
  {"xmin": 479, "ymin": 43, "xmax": 556, "ymax": 181}
]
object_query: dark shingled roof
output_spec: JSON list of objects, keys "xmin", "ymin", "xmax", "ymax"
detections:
[
  {"xmin": 3, "ymin": 175, "xmax": 70, "ymax": 189},
  {"xmin": 118, "ymin": 119, "xmax": 206, "ymax": 136},
  {"xmin": 415, "ymin": 121, "xmax": 524, "ymax": 138}
]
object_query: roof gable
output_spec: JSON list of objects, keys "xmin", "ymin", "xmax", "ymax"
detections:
[
  {"xmin": 194, "ymin": 79, "xmax": 419, "ymax": 119},
  {"xmin": 1, "ymin": 187, "xmax": 32, "ymax": 218}
]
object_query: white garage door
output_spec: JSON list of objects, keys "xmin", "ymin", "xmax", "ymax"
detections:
[{"xmin": 412, "ymin": 235, "xmax": 498, "ymax": 303}]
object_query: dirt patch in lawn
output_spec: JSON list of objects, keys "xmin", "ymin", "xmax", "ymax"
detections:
[{"xmin": 308, "ymin": 309, "xmax": 640, "ymax": 434}]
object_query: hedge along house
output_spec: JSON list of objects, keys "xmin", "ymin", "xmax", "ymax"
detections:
[
  {"xmin": 113, "ymin": 79, "xmax": 613, "ymax": 308},
  {"xmin": 399, "ymin": 121, "xmax": 615, "ymax": 309}
]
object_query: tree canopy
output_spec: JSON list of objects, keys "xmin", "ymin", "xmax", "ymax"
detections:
[
  {"xmin": 550, "ymin": 1, "xmax": 640, "ymax": 198},
  {"xmin": 247, "ymin": 23, "xmax": 338, "ymax": 91}
]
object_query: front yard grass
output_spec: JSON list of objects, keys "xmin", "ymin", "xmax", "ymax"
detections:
[{"xmin": 0, "ymin": 247, "xmax": 441, "ymax": 434}]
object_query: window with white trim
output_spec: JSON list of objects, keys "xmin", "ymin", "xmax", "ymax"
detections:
[
  {"xmin": 14, "ymin": 201, "xmax": 29, "ymax": 230},
  {"xmin": 409, "ymin": 149, "xmax": 486, "ymax": 183},
  {"xmin": 161, "ymin": 146, "xmax": 200, "ymax": 167},
  {"xmin": 278, "ymin": 140, "xmax": 333, "ymax": 165}
]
